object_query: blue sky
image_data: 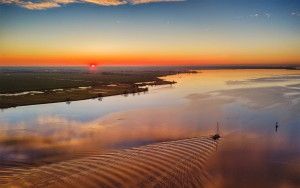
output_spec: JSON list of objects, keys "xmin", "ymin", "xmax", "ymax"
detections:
[{"xmin": 0, "ymin": 0, "xmax": 299, "ymax": 65}]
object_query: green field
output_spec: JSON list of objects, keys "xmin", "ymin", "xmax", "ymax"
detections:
[{"xmin": 0, "ymin": 68, "xmax": 186, "ymax": 108}]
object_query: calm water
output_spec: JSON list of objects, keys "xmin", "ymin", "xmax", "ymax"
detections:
[{"xmin": 1, "ymin": 69, "xmax": 300, "ymax": 187}]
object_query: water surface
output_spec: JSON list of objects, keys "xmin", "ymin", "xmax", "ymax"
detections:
[{"xmin": 1, "ymin": 69, "xmax": 300, "ymax": 187}]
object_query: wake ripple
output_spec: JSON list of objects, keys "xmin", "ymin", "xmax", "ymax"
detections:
[{"xmin": 1, "ymin": 137, "xmax": 218, "ymax": 188}]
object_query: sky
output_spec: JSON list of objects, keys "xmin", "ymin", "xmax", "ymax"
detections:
[{"xmin": 0, "ymin": 0, "xmax": 300, "ymax": 66}]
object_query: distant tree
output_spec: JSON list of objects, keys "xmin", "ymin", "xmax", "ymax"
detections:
[
  {"xmin": 98, "ymin": 93, "xmax": 103, "ymax": 101},
  {"xmin": 65, "ymin": 97, "xmax": 71, "ymax": 104},
  {"xmin": 123, "ymin": 90, "xmax": 128, "ymax": 97}
]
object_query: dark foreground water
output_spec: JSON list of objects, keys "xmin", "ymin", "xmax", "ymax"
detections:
[{"xmin": 1, "ymin": 69, "xmax": 300, "ymax": 187}]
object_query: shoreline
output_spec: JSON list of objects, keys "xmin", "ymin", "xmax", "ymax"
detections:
[
  {"xmin": 0, "ymin": 71, "xmax": 181, "ymax": 109},
  {"xmin": 1, "ymin": 67, "xmax": 299, "ymax": 109},
  {"xmin": 0, "ymin": 81, "xmax": 175, "ymax": 109}
]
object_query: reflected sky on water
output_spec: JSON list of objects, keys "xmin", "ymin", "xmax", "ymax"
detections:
[{"xmin": 1, "ymin": 69, "xmax": 300, "ymax": 187}]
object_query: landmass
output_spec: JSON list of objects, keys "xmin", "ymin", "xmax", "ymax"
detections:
[
  {"xmin": 0, "ymin": 66, "xmax": 196, "ymax": 108},
  {"xmin": 0, "ymin": 65, "xmax": 298, "ymax": 109}
]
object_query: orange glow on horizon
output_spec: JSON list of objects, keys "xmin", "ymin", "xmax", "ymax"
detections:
[{"xmin": 1, "ymin": 53, "xmax": 299, "ymax": 66}]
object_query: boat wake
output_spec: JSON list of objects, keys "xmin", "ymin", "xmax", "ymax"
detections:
[{"xmin": 1, "ymin": 137, "xmax": 218, "ymax": 188}]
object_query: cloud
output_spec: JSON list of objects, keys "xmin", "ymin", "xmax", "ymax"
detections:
[
  {"xmin": 250, "ymin": 13, "xmax": 259, "ymax": 17},
  {"xmin": 249, "ymin": 12, "xmax": 271, "ymax": 19},
  {"xmin": 83, "ymin": 0, "xmax": 127, "ymax": 6},
  {"xmin": 0, "ymin": 0, "xmax": 184, "ymax": 9},
  {"xmin": 21, "ymin": 1, "xmax": 61, "ymax": 10},
  {"xmin": 130, "ymin": 0, "xmax": 184, "ymax": 5},
  {"xmin": 291, "ymin": 12, "xmax": 300, "ymax": 16},
  {"xmin": 264, "ymin": 13, "xmax": 271, "ymax": 18}
]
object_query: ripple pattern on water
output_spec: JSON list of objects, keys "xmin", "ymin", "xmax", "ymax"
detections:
[{"xmin": 1, "ymin": 137, "xmax": 218, "ymax": 188}]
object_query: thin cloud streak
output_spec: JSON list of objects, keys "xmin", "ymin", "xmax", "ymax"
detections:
[
  {"xmin": 291, "ymin": 12, "xmax": 300, "ymax": 16},
  {"xmin": 130, "ymin": 0, "xmax": 184, "ymax": 5},
  {"xmin": 0, "ymin": 0, "xmax": 185, "ymax": 9},
  {"xmin": 249, "ymin": 12, "xmax": 271, "ymax": 18}
]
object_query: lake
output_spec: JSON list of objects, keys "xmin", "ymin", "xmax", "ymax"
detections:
[{"xmin": 1, "ymin": 69, "xmax": 300, "ymax": 187}]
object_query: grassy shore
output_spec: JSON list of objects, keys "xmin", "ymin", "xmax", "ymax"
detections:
[
  {"xmin": 2, "ymin": 65, "xmax": 296, "ymax": 109},
  {"xmin": 0, "ymin": 67, "xmax": 192, "ymax": 108}
]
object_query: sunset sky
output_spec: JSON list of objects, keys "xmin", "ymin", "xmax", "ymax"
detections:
[{"xmin": 0, "ymin": 0, "xmax": 300, "ymax": 66}]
